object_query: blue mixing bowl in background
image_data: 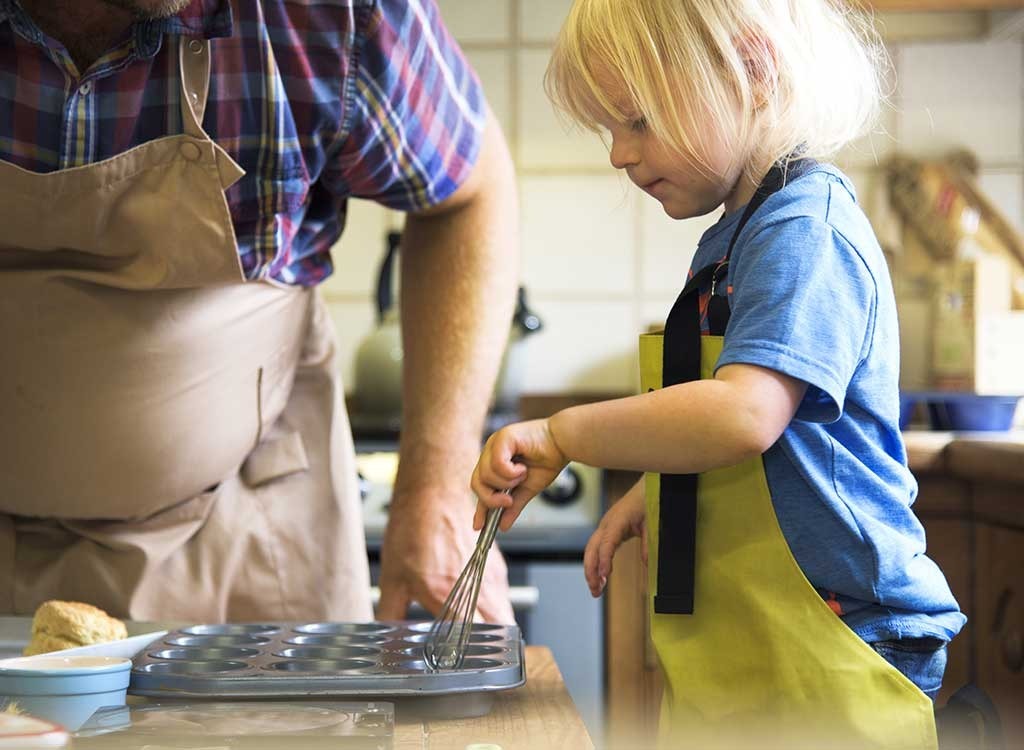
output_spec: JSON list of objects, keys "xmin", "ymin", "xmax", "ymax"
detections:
[
  {"xmin": 0, "ymin": 656, "xmax": 131, "ymax": 732},
  {"xmin": 925, "ymin": 394, "xmax": 1021, "ymax": 432},
  {"xmin": 898, "ymin": 393, "xmax": 918, "ymax": 430}
]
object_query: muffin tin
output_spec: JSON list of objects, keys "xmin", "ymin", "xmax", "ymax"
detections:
[{"xmin": 128, "ymin": 621, "xmax": 524, "ymax": 699}]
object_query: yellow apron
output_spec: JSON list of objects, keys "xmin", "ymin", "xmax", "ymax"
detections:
[{"xmin": 638, "ymin": 161, "xmax": 938, "ymax": 749}]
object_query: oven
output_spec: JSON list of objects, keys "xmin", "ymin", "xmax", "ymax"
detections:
[{"xmin": 355, "ymin": 441, "xmax": 605, "ymax": 744}]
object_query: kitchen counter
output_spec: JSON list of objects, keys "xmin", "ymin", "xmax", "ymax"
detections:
[
  {"xmin": 394, "ymin": 646, "xmax": 593, "ymax": 749},
  {"xmin": 904, "ymin": 429, "xmax": 1024, "ymax": 486}
]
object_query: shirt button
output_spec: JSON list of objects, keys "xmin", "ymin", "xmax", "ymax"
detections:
[
  {"xmin": 179, "ymin": 141, "xmax": 202, "ymax": 161},
  {"xmin": 79, "ymin": 81, "xmax": 92, "ymax": 95}
]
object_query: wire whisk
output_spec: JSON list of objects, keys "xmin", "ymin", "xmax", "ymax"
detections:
[{"xmin": 423, "ymin": 504, "xmax": 504, "ymax": 670}]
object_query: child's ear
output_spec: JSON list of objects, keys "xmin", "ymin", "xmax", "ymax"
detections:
[{"xmin": 735, "ymin": 32, "xmax": 778, "ymax": 110}]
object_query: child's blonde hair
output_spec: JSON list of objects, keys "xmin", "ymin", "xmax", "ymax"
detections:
[{"xmin": 546, "ymin": 0, "xmax": 888, "ymax": 183}]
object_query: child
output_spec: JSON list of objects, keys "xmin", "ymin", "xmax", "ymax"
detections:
[{"xmin": 471, "ymin": 1, "xmax": 965, "ymax": 748}]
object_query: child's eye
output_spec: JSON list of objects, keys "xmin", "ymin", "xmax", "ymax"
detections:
[{"xmin": 630, "ymin": 117, "xmax": 648, "ymax": 133}]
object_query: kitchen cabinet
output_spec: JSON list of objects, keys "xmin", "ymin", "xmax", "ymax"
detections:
[
  {"xmin": 604, "ymin": 433, "xmax": 1024, "ymax": 750},
  {"xmin": 973, "ymin": 509, "xmax": 1024, "ymax": 745}
]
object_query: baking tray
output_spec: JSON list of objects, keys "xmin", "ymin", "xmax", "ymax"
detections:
[{"xmin": 128, "ymin": 621, "xmax": 524, "ymax": 702}]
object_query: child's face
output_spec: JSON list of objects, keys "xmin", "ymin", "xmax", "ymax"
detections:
[{"xmin": 597, "ymin": 94, "xmax": 745, "ymax": 219}]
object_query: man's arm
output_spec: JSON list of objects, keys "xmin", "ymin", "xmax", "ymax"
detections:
[{"xmin": 375, "ymin": 106, "xmax": 519, "ymax": 623}]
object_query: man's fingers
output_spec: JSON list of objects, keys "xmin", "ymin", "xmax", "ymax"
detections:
[
  {"xmin": 476, "ymin": 590, "xmax": 516, "ymax": 625},
  {"xmin": 476, "ymin": 548, "xmax": 514, "ymax": 624},
  {"xmin": 409, "ymin": 578, "xmax": 452, "ymax": 620},
  {"xmin": 375, "ymin": 583, "xmax": 410, "ymax": 621}
]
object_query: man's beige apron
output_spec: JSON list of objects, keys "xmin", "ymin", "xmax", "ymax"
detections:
[{"xmin": 0, "ymin": 38, "xmax": 372, "ymax": 622}]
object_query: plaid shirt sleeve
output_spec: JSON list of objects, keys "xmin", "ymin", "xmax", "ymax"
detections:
[{"xmin": 324, "ymin": 0, "xmax": 487, "ymax": 211}]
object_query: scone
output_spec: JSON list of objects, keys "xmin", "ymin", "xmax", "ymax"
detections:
[{"xmin": 23, "ymin": 600, "xmax": 127, "ymax": 656}]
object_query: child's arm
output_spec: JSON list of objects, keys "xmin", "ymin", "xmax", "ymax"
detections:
[
  {"xmin": 553, "ymin": 362, "xmax": 806, "ymax": 473},
  {"xmin": 471, "ymin": 362, "xmax": 806, "ymax": 531}
]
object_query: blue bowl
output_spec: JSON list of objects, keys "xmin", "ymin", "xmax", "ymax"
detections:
[
  {"xmin": 0, "ymin": 656, "xmax": 131, "ymax": 732},
  {"xmin": 898, "ymin": 394, "xmax": 918, "ymax": 430},
  {"xmin": 926, "ymin": 395, "xmax": 1021, "ymax": 432}
]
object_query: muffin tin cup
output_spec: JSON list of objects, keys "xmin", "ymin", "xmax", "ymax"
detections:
[{"xmin": 129, "ymin": 621, "xmax": 524, "ymax": 699}]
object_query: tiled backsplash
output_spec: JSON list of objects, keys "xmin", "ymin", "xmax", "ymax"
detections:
[{"xmin": 322, "ymin": 2, "xmax": 1024, "ymax": 397}]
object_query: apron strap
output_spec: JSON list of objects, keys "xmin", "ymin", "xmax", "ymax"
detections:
[
  {"xmin": 654, "ymin": 157, "xmax": 817, "ymax": 616},
  {"xmin": 178, "ymin": 37, "xmax": 212, "ymax": 139}
]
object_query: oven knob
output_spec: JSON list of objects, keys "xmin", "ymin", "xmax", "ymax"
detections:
[
  {"xmin": 540, "ymin": 466, "xmax": 581, "ymax": 506},
  {"xmin": 357, "ymin": 472, "xmax": 370, "ymax": 501}
]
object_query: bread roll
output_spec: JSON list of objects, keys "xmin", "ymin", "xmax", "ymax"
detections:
[{"xmin": 23, "ymin": 600, "xmax": 127, "ymax": 656}]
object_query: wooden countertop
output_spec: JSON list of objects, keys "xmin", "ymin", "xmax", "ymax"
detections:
[
  {"xmin": 394, "ymin": 646, "xmax": 594, "ymax": 750},
  {"xmin": 903, "ymin": 430, "xmax": 1024, "ymax": 484}
]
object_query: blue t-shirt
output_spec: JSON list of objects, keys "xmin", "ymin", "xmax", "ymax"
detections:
[{"xmin": 690, "ymin": 163, "xmax": 966, "ymax": 643}]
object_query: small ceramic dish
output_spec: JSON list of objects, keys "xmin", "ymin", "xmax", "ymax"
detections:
[{"xmin": 0, "ymin": 656, "xmax": 131, "ymax": 732}]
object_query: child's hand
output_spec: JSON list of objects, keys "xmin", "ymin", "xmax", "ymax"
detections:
[
  {"xmin": 584, "ymin": 479, "xmax": 646, "ymax": 597},
  {"xmin": 471, "ymin": 418, "xmax": 569, "ymax": 532}
]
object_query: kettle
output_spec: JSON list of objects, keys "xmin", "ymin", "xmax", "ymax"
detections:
[{"xmin": 352, "ymin": 232, "xmax": 543, "ymax": 425}]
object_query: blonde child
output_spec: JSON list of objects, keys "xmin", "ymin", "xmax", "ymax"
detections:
[{"xmin": 471, "ymin": 1, "xmax": 967, "ymax": 747}]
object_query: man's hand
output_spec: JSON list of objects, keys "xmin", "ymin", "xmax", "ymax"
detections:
[{"xmin": 376, "ymin": 484, "xmax": 515, "ymax": 624}]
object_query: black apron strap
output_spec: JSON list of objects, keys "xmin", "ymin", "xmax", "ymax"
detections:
[{"xmin": 654, "ymin": 158, "xmax": 816, "ymax": 615}]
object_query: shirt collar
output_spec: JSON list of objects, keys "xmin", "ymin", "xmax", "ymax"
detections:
[
  {"xmin": 134, "ymin": 0, "xmax": 233, "ymax": 57},
  {"xmin": 0, "ymin": 0, "xmax": 43, "ymax": 43},
  {"xmin": 160, "ymin": 0, "xmax": 234, "ymax": 39}
]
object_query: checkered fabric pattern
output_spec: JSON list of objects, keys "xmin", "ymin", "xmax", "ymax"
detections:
[{"xmin": 0, "ymin": 0, "xmax": 486, "ymax": 285}]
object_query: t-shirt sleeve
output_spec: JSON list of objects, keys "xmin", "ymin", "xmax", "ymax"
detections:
[
  {"xmin": 326, "ymin": 0, "xmax": 486, "ymax": 210},
  {"xmin": 715, "ymin": 216, "xmax": 877, "ymax": 423}
]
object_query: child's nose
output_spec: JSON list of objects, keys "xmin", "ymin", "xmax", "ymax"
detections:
[{"xmin": 609, "ymin": 136, "xmax": 639, "ymax": 170}]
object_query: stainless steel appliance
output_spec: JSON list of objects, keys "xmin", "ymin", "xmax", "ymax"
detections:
[{"xmin": 356, "ymin": 441, "xmax": 605, "ymax": 745}]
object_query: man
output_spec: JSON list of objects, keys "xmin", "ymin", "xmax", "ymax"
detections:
[{"xmin": 0, "ymin": 0, "xmax": 518, "ymax": 625}]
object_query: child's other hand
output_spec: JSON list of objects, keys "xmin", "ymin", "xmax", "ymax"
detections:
[
  {"xmin": 471, "ymin": 419, "xmax": 569, "ymax": 532},
  {"xmin": 584, "ymin": 479, "xmax": 646, "ymax": 597}
]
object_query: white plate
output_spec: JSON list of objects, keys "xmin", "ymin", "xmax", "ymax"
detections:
[{"xmin": 0, "ymin": 631, "xmax": 167, "ymax": 664}]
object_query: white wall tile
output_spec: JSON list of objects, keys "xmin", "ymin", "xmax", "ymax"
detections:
[
  {"xmin": 517, "ymin": 49, "xmax": 610, "ymax": 169},
  {"xmin": 437, "ymin": 0, "xmax": 510, "ymax": 44},
  {"xmin": 466, "ymin": 50, "xmax": 513, "ymax": 146},
  {"xmin": 520, "ymin": 175, "xmax": 637, "ymax": 294},
  {"xmin": 323, "ymin": 199, "xmax": 398, "ymax": 298},
  {"xmin": 640, "ymin": 198, "xmax": 719, "ymax": 296},
  {"xmin": 326, "ymin": 299, "xmax": 378, "ymax": 394},
  {"xmin": 519, "ymin": 0, "xmax": 573, "ymax": 43},
  {"xmin": 896, "ymin": 40, "xmax": 1023, "ymax": 162},
  {"xmin": 977, "ymin": 170, "xmax": 1024, "ymax": 237},
  {"xmin": 520, "ymin": 299, "xmax": 638, "ymax": 392},
  {"xmin": 640, "ymin": 297, "xmax": 678, "ymax": 335}
]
